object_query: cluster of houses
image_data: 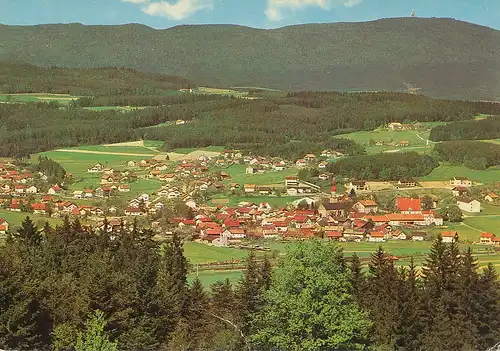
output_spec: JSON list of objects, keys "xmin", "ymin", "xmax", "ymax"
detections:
[
  {"xmin": 295, "ymin": 151, "xmax": 344, "ymax": 168},
  {"xmin": 0, "ymin": 162, "xmax": 54, "ymax": 197},
  {"xmin": 149, "ymin": 194, "xmax": 447, "ymax": 247}
]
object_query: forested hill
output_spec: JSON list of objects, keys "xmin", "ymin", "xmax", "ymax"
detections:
[
  {"xmin": 1, "ymin": 18, "xmax": 499, "ymax": 100},
  {"xmin": 0, "ymin": 62, "xmax": 192, "ymax": 95}
]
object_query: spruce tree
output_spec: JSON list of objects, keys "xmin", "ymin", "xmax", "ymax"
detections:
[
  {"xmin": 260, "ymin": 255, "xmax": 273, "ymax": 291},
  {"xmin": 13, "ymin": 216, "xmax": 42, "ymax": 247},
  {"xmin": 349, "ymin": 252, "xmax": 365, "ymax": 302},
  {"xmin": 236, "ymin": 250, "xmax": 262, "ymax": 335},
  {"xmin": 476, "ymin": 264, "xmax": 500, "ymax": 349}
]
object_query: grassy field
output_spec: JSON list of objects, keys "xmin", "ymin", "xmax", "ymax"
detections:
[
  {"xmin": 0, "ymin": 210, "xmax": 62, "ymax": 228},
  {"xmin": 0, "ymin": 93, "xmax": 81, "ymax": 104},
  {"xmin": 337, "ymin": 129, "xmax": 432, "ymax": 154},
  {"xmin": 420, "ymin": 164, "xmax": 500, "ymax": 184},
  {"xmin": 195, "ymin": 87, "xmax": 248, "ymax": 97},
  {"xmin": 188, "ymin": 270, "xmax": 243, "ymax": 287},
  {"xmin": 69, "ymin": 145, "xmax": 157, "ymax": 155},
  {"xmin": 223, "ymin": 164, "xmax": 297, "ymax": 186},
  {"xmin": 83, "ymin": 106, "xmax": 151, "ymax": 112},
  {"xmin": 36, "ymin": 150, "xmax": 145, "ymax": 175},
  {"xmin": 184, "ymin": 242, "xmax": 251, "ymax": 264}
]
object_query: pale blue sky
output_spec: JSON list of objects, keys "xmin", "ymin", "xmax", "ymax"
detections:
[{"xmin": 1, "ymin": 0, "xmax": 499, "ymax": 30}]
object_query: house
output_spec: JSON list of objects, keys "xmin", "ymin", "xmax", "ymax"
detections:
[
  {"xmin": 285, "ymin": 176, "xmax": 298, "ymax": 187},
  {"xmin": 397, "ymin": 179, "xmax": 417, "ymax": 188},
  {"xmin": 48, "ymin": 185, "xmax": 62, "ymax": 195},
  {"xmin": 14, "ymin": 185, "xmax": 25, "ymax": 194},
  {"xmin": 258, "ymin": 186, "xmax": 271, "ymax": 195},
  {"xmin": 26, "ymin": 186, "xmax": 38, "ymax": 194},
  {"xmin": 388, "ymin": 122, "xmax": 403, "ymax": 130},
  {"xmin": 396, "ymin": 140, "xmax": 410, "ymax": 147},
  {"xmin": 295, "ymin": 159, "xmax": 307, "ymax": 167},
  {"xmin": 452, "ymin": 187, "xmax": 469, "ymax": 197},
  {"xmin": 31, "ymin": 203, "xmax": 47, "ymax": 215},
  {"xmin": 244, "ymin": 184, "xmax": 256, "ymax": 193},
  {"xmin": 84, "ymin": 189, "xmax": 94, "ymax": 198},
  {"xmin": 391, "ymin": 231, "xmax": 407, "ymax": 240},
  {"xmin": 396, "ymin": 198, "xmax": 422, "ymax": 214},
  {"xmin": 353, "ymin": 200, "xmax": 378, "ymax": 214},
  {"xmin": 348, "ymin": 181, "xmax": 367, "ymax": 192},
  {"xmin": 318, "ymin": 161, "xmax": 329, "ymax": 169},
  {"xmin": 442, "ymin": 231, "xmax": 458, "ymax": 243},
  {"xmin": 318, "ymin": 198, "xmax": 350, "ymax": 218},
  {"xmin": 480, "ymin": 232, "xmax": 496, "ymax": 245},
  {"xmin": 450, "ymin": 177, "xmax": 472, "ymax": 188},
  {"xmin": 222, "ymin": 228, "xmax": 246, "ymax": 239},
  {"xmin": 118, "ymin": 184, "xmax": 131, "ymax": 192},
  {"xmin": 457, "ymin": 199, "xmax": 481, "ymax": 213},
  {"xmin": 485, "ymin": 193, "xmax": 499, "ymax": 202},
  {"xmin": 162, "ymin": 174, "xmax": 176, "ymax": 183},
  {"xmin": 368, "ymin": 231, "xmax": 386, "ymax": 242},
  {"xmin": 245, "ymin": 166, "xmax": 256, "ymax": 174},
  {"xmin": 127, "ymin": 160, "xmax": 137, "ymax": 167},
  {"xmin": 326, "ymin": 231, "xmax": 343, "ymax": 241},
  {"xmin": 73, "ymin": 190, "xmax": 84, "ymax": 199},
  {"xmin": 87, "ymin": 163, "xmax": 104, "ymax": 173},
  {"xmin": 411, "ymin": 232, "xmax": 426, "ymax": 241},
  {"xmin": 386, "ymin": 214, "xmax": 427, "ymax": 227},
  {"xmin": 125, "ymin": 207, "xmax": 144, "ymax": 216}
]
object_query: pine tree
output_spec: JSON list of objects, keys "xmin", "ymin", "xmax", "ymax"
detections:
[
  {"xmin": 476, "ymin": 264, "xmax": 500, "ymax": 349},
  {"xmin": 349, "ymin": 252, "xmax": 364, "ymax": 302},
  {"xmin": 185, "ymin": 277, "xmax": 209, "ymax": 348},
  {"xmin": 236, "ymin": 250, "xmax": 263, "ymax": 335},
  {"xmin": 75, "ymin": 310, "xmax": 118, "ymax": 351},
  {"xmin": 260, "ymin": 255, "xmax": 272, "ymax": 291},
  {"xmin": 365, "ymin": 246, "xmax": 399, "ymax": 348},
  {"xmin": 13, "ymin": 216, "xmax": 42, "ymax": 247}
]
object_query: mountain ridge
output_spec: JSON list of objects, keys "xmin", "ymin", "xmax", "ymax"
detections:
[{"xmin": 1, "ymin": 17, "xmax": 499, "ymax": 99}]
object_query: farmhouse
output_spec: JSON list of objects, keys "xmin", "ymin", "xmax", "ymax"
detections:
[
  {"xmin": 285, "ymin": 176, "xmax": 298, "ymax": 187},
  {"xmin": 411, "ymin": 232, "xmax": 427, "ymax": 241},
  {"xmin": 73, "ymin": 190, "xmax": 84, "ymax": 199},
  {"xmin": 118, "ymin": 184, "xmax": 131, "ymax": 192},
  {"xmin": 14, "ymin": 185, "xmax": 25, "ymax": 194},
  {"xmin": 368, "ymin": 231, "xmax": 385, "ymax": 242},
  {"xmin": 397, "ymin": 179, "xmax": 417, "ymax": 188},
  {"xmin": 452, "ymin": 187, "xmax": 469, "ymax": 197},
  {"xmin": 442, "ymin": 231, "xmax": 458, "ymax": 243},
  {"xmin": 353, "ymin": 200, "xmax": 378, "ymax": 214},
  {"xmin": 457, "ymin": 199, "xmax": 481, "ymax": 213},
  {"xmin": 450, "ymin": 177, "xmax": 472, "ymax": 188},
  {"xmin": 348, "ymin": 181, "xmax": 367, "ymax": 192},
  {"xmin": 87, "ymin": 163, "xmax": 104, "ymax": 173},
  {"xmin": 125, "ymin": 207, "xmax": 144, "ymax": 216},
  {"xmin": 31, "ymin": 203, "xmax": 47, "ymax": 215},
  {"xmin": 485, "ymin": 193, "xmax": 499, "ymax": 202},
  {"xmin": 244, "ymin": 184, "xmax": 256, "ymax": 193},
  {"xmin": 480, "ymin": 232, "xmax": 496, "ymax": 245},
  {"xmin": 48, "ymin": 185, "xmax": 62, "ymax": 195},
  {"xmin": 388, "ymin": 122, "xmax": 403, "ymax": 130}
]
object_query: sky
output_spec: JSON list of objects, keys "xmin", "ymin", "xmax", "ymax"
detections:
[{"xmin": 1, "ymin": 0, "xmax": 499, "ymax": 30}]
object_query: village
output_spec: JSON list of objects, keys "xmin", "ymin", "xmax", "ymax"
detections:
[{"xmin": 1, "ymin": 145, "xmax": 500, "ymax": 248}]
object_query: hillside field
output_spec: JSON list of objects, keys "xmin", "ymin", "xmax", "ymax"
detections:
[{"xmin": 0, "ymin": 93, "xmax": 81, "ymax": 104}]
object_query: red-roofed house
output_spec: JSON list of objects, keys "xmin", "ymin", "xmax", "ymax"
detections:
[
  {"xmin": 31, "ymin": 203, "xmax": 47, "ymax": 215},
  {"xmin": 442, "ymin": 231, "xmax": 458, "ymax": 243},
  {"xmin": 224, "ymin": 218, "xmax": 240, "ymax": 228},
  {"xmin": 480, "ymin": 232, "xmax": 496, "ymax": 245},
  {"xmin": 326, "ymin": 231, "xmax": 343, "ymax": 241},
  {"xmin": 396, "ymin": 198, "xmax": 422, "ymax": 214},
  {"xmin": 368, "ymin": 231, "xmax": 386, "ymax": 242}
]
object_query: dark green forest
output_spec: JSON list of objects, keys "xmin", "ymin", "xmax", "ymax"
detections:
[
  {"xmin": 327, "ymin": 152, "xmax": 438, "ymax": 180},
  {"xmin": 0, "ymin": 62, "xmax": 192, "ymax": 95},
  {"xmin": 1, "ymin": 218, "xmax": 499, "ymax": 351},
  {"xmin": 434, "ymin": 141, "xmax": 500, "ymax": 170},
  {"xmin": 2, "ymin": 91, "xmax": 499, "ymax": 158},
  {"xmin": 430, "ymin": 116, "xmax": 500, "ymax": 141}
]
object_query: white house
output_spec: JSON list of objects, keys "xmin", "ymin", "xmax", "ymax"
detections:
[
  {"xmin": 222, "ymin": 228, "xmax": 246, "ymax": 239},
  {"xmin": 457, "ymin": 199, "xmax": 481, "ymax": 213},
  {"xmin": 73, "ymin": 190, "xmax": 84, "ymax": 199},
  {"xmin": 442, "ymin": 231, "xmax": 458, "ymax": 243},
  {"xmin": 26, "ymin": 186, "xmax": 38, "ymax": 194},
  {"xmin": 450, "ymin": 177, "xmax": 472, "ymax": 188},
  {"xmin": 87, "ymin": 163, "xmax": 104, "ymax": 173}
]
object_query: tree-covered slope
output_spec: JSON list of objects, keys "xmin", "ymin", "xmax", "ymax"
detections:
[
  {"xmin": 0, "ymin": 18, "xmax": 499, "ymax": 99},
  {"xmin": 0, "ymin": 62, "xmax": 192, "ymax": 95}
]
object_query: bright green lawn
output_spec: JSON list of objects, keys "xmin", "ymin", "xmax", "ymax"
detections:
[
  {"xmin": 462, "ymin": 217, "xmax": 500, "ymax": 237},
  {"xmin": 420, "ymin": 164, "xmax": 500, "ymax": 184},
  {"xmin": 183, "ymin": 242, "xmax": 250, "ymax": 264},
  {"xmin": 36, "ymin": 151, "xmax": 145, "ymax": 175},
  {"xmin": 336, "ymin": 129, "xmax": 432, "ymax": 154},
  {"xmin": 223, "ymin": 164, "xmax": 297, "ymax": 185},
  {"xmin": 0, "ymin": 210, "xmax": 61, "ymax": 228},
  {"xmin": 69, "ymin": 145, "xmax": 157, "ymax": 155},
  {"xmin": 188, "ymin": 270, "xmax": 243, "ymax": 288}
]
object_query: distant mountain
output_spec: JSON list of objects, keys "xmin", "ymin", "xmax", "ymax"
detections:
[{"xmin": 1, "ymin": 18, "xmax": 499, "ymax": 99}]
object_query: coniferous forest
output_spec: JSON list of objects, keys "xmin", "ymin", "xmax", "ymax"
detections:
[
  {"xmin": 1, "ymin": 91, "xmax": 499, "ymax": 159},
  {"xmin": 1, "ymin": 217, "xmax": 499, "ymax": 351}
]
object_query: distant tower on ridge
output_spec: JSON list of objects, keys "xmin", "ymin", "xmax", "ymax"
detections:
[{"xmin": 411, "ymin": 9, "xmax": 416, "ymax": 17}]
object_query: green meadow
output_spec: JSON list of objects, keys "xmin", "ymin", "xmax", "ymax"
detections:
[
  {"xmin": 420, "ymin": 164, "xmax": 500, "ymax": 184},
  {"xmin": 0, "ymin": 93, "xmax": 81, "ymax": 104}
]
